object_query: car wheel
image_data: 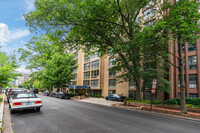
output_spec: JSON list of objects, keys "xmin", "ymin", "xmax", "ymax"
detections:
[
  {"xmin": 60, "ymin": 96, "xmax": 62, "ymax": 99},
  {"xmin": 68, "ymin": 97, "xmax": 70, "ymax": 100},
  {"xmin": 10, "ymin": 109, "xmax": 15, "ymax": 114},
  {"xmin": 36, "ymin": 107, "xmax": 40, "ymax": 111}
]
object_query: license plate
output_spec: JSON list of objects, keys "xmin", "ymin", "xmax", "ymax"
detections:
[{"xmin": 26, "ymin": 102, "xmax": 31, "ymax": 105}]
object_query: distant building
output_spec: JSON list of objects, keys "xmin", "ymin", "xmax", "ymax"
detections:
[{"xmin": 17, "ymin": 73, "xmax": 31, "ymax": 86}]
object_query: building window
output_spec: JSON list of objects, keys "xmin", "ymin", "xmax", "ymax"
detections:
[
  {"xmin": 72, "ymin": 74, "xmax": 77, "ymax": 80},
  {"xmin": 91, "ymin": 70, "xmax": 99, "ymax": 78},
  {"xmin": 84, "ymin": 72, "xmax": 90, "ymax": 79},
  {"xmin": 84, "ymin": 63, "xmax": 90, "ymax": 71},
  {"xmin": 71, "ymin": 81, "xmax": 77, "ymax": 86},
  {"xmin": 129, "ymin": 80, "xmax": 136, "ymax": 89},
  {"xmin": 91, "ymin": 80, "xmax": 99, "ymax": 88},
  {"xmin": 73, "ymin": 68, "xmax": 78, "ymax": 73},
  {"xmin": 188, "ymin": 42, "xmax": 196, "ymax": 51},
  {"xmin": 109, "ymin": 58, "xmax": 116, "ymax": 67},
  {"xmin": 91, "ymin": 60, "xmax": 100, "ymax": 69},
  {"xmin": 189, "ymin": 74, "xmax": 197, "ymax": 88},
  {"xmin": 108, "ymin": 90, "xmax": 116, "ymax": 95},
  {"xmin": 109, "ymin": 79, "xmax": 116, "ymax": 88},
  {"xmin": 189, "ymin": 93, "xmax": 198, "ymax": 98},
  {"xmin": 83, "ymin": 80, "xmax": 90, "ymax": 86},
  {"xmin": 143, "ymin": 91, "xmax": 151, "ymax": 100},
  {"xmin": 109, "ymin": 70, "xmax": 116, "ymax": 78},
  {"xmin": 129, "ymin": 91, "xmax": 136, "ymax": 99},
  {"xmin": 84, "ymin": 56, "xmax": 90, "ymax": 63},
  {"xmin": 188, "ymin": 55, "xmax": 197, "ymax": 70},
  {"xmin": 91, "ymin": 52, "xmax": 99, "ymax": 60},
  {"xmin": 74, "ymin": 52, "xmax": 78, "ymax": 59}
]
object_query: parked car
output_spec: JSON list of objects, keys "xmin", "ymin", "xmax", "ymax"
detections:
[
  {"xmin": 9, "ymin": 92, "xmax": 42, "ymax": 114},
  {"xmin": 33, "ymin": 89, "xmax": 39, "ymax": 94},
  {"xmin": 105, "ymin": 94, "xmax": 126, "ymax": 102},
  {"xmin": 55, "ymin": 92, "xmax": 70, "ymax": 99},
  {"xmin": 43, "ymin": 91, "xmax": 51, "ymax": 96},
  {"xmin": 7, "ymin": 88, "xmax": 26, "ymax": 103},
  {"xmin": 49, "ymin": 91, "xmax": 57, "ymax": 97}
]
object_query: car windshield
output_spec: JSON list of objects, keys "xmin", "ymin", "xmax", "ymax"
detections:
[
  {"xmin": 15, "ymin": 93, "xmax": 37, "ymax": 99},
  {"xmin": 12, "ymin": 90, "xmax": 25, "ymax": 94}
]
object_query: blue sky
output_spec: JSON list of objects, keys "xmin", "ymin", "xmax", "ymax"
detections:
[{"xmin": 0, "ymin": 0, "xmax": 35, "ymax": 73}]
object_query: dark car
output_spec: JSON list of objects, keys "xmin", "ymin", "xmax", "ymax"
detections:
[
  {"xmin": 33, "ymin": 89, "xmax": 39, "ymax": 94},
  {"xmin": 55, "ymin": 92, "xmax": 70, "ymax": 99},
  {"xmin": 43, "ymin": 91, "xmax": 51, "ymax": 96},
  {"xmin": 7, "ymin": 88, "xmax": 25, "ymax": 103},
  {"xmin": 49, "ymin": 91, "xmax": 57, "ymax": 97},
  {"xmin": 105, "ymin": 94, "xmax": 126, "ymax": 102}
]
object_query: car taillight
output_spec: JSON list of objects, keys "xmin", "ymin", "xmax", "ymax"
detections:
[
  {"xmin": 35, "ymin": 101, "xmax": 42, "ymax": 104},
  {"xmin": 13, "ymin": 102, "xmax": 22, "ymax": 106}
]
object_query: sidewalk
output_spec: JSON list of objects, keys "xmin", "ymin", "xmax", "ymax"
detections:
[{"xmin": 77, "ymin": 97, "xmax": 123, "ymax": 106}]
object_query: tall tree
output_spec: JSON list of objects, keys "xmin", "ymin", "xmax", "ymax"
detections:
[
  {"xmin": 148, "ymin": 0, "xmax": 200, "ymax": 113},
  {"xmin": 19, "ymin": 34, "xmax": 78, "ymax": 91},
  {"xmin": 25, "ymin": 0, "xmax": 170, "ymax": 101},
  {"xmin": 0, "ymin": 51, "xmax": 21, "ymax": 89},
  {"xmin": 42, "ymin": 53, "xmax": 77, "ymax": 90}
]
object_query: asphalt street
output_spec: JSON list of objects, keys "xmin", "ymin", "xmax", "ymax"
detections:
[{"xmin": 11, "ymin": 94, "xmax": 200, "ymax": 133}]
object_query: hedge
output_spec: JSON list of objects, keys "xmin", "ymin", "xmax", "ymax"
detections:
[{"xmin": 163, "ymin": 97, "xmax": 200, "ymax": 106}]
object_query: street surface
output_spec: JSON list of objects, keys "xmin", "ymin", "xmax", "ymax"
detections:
[{"xmin": 11, "ymin": 94, "xmax": 200, "ymax": 133}]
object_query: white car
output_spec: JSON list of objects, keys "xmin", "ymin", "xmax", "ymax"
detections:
[{"xmin": 9, "ymin": 92, "xmax": 42, "ymax": 114}]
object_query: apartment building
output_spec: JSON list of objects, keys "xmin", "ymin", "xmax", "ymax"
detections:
[{"xmin": 67, "ymin": 48, "xmax": 137, "ymax": 98}]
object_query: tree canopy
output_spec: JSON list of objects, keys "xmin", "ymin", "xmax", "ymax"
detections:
[{"xmin": 0, "ymin": 51, "xmax": 21, "ymax": 88}]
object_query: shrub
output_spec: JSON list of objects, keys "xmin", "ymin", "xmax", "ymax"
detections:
[
  {"xmin": 152, "ymin": 100, "xmax": 162, "ymax": 105},
  {"xmin": 127, "ymin": 98, "xmax": 135, "ymax": 101},
  {"xmin": 163, "ymin": 97, "xmax": 200, "ymax": 106},
  {"xmin": 163, "ymin": 98, "xmax": 180, "ymax": 105}
]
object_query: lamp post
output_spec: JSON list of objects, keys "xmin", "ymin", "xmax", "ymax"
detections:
[{"xmin": 74, "ymin": 85, "xmax": 76, "ymax": 97}]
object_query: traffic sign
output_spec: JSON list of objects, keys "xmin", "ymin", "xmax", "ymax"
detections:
[{"xmin": 151, "ymin": 79, "xmax": 157, "ymax": 94}]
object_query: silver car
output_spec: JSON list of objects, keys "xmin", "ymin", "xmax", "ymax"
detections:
[{"xmin": 9, "ymin": 92, "xmax": 42, "ymax": 114}]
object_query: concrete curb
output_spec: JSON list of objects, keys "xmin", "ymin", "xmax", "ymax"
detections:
[
  {"xmin": 113, "ymin": 105, "xmax": 200, "ymax": 122},
  {"xmin": 0, "ymin": 93, "xmax": 5, "ymax": 131}
]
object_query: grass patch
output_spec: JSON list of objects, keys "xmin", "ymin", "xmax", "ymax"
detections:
[
  {"xmin": 127, "ymin": 100, "xmax": 162, "ymax": 105},
  {"xmin": 0, "ymin": 95, "xmax": 3, "ymax": 103}
]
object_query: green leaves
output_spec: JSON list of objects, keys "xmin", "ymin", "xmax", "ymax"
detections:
[{"xmin": 0, "ymin": 51, "xmax": 21, "ymax": 87}]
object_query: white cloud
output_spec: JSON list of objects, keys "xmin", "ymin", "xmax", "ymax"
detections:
[
  {"xmin": 10, "ymin": 29, "xmax": 30, "ymax": 40},
  {"xmin": 25, "ymin": 0, "xmax": 35, "ymax": 11},
  {"xmin": 0, "ymin": 23, "xmax": 30, "ymax": 45},
  {"xmin": 0, "ymin": 23, "xmax": 10, "ymax": 45}
]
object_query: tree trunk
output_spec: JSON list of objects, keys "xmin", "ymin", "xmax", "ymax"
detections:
[
  {"xmin": 178, "ymin": 41, "xmax": 187, "ymax": 114},
  {"xmin": 136, "ymin": 79, "xmax": 143, "ymax": 101}
]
